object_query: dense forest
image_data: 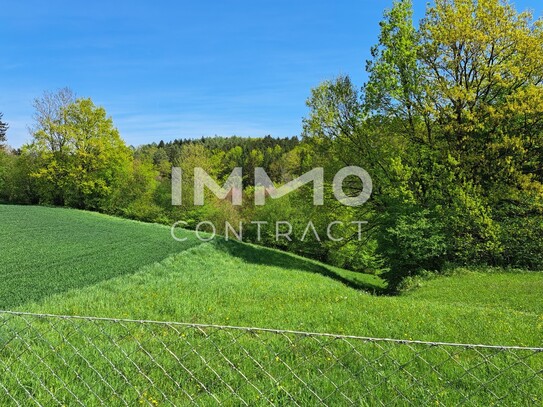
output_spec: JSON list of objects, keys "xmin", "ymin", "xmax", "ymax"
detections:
[{"xmin": 1, "ymin": 0, "xmax": 542, "ymax": 289}]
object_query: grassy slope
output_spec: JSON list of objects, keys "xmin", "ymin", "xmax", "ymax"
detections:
[
  {"xmin": 2, "ymin": 204, "xmax": 541, "ymax": 346},
  {"xmin": 0, "ymin": 206, "xmax": 543, "ymax": 345},
  {"xmin": 2, "ymin": 205, "xmax": 542, "ymax": 405},
  {"xmin": 21, "ymin": 241, "xmax": 543, "ymax": 347},
  {"xmin": 0, "ymin": 205, "xmax": 201, "ymax": 308}
]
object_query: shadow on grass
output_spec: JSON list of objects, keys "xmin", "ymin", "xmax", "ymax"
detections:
[{"xmin": 213, "ymin": 239, "xmax": 386, "ymax": 295}]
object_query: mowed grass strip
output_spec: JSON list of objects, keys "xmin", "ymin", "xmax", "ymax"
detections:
[{"xmin": 0, "ymin": 205, "xmax": 200, "ymax": 308}]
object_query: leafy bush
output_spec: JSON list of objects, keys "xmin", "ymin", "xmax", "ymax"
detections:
[
  {"xmin": 122, "ymin": 198, "xmax": 166, "ymax": 223},
  {"xmin": 498, "ymin": 212, "xmax": 543, "ymax": 270},
  {"xmin": 443, "ymin": 184, "xmax": 502, "ymax": 265},
  {"xmin": 379, "ymin": 209, "xmax": 448, "ymax": 289}
]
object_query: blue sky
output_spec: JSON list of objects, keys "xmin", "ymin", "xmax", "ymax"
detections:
[{"xmin": 2, "ymin": 0, "xmax": 542, "ymax": 148}]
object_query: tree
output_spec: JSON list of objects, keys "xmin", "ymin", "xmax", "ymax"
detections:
[
  {"xmin": 364, "ymin": 0, "xmax": 543, "ymax": 260},
  {"xmin": 365, "ymin": 0, "xmax": 543, "ymax": 197},
  {"xmin": 364, "ymin": 0, "xmax": 422, "ymax": 138},
  {"xmin": 27, "ymin": 98, "xmax": 132, "ymax": 209},
  {"xmin": 302, "ymin": 0, "xmax": 543, "ymax": 282},
  {"xmin": 0, "ymin": 152, "xmax": 39, "ymax": 204},
  {"xmin": 0, "ymin": 112, "xmax": 8, "ymax": 148},
  {"xmin": 30, "ymin": 88, "xmax": 76, "ymax": 153}
]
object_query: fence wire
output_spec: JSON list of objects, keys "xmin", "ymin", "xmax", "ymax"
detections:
[{"xmin": 0, "ymin": 310, "xmax": 541, "ymax": 406}]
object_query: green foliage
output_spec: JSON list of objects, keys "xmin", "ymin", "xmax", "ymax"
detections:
[
  {"xmin": 299, "ymin": 0, "xmax": 543, "ymax": 285},
  {"xmin": 0, "ymin": 112, "xmax": 8, "ymax": 148},
  {"xmin": 379, "ymin": 209, "xmax": 448, "ymax": 289},
  {"xmin": 443, "ymin": 182, "xmax": 503, "ymax": 264},
  {"xmin": 3, "ymin": 0, "xmax": 543, "ymax": 288},
  {"xmin": 394, "ymin": 269, "xmax": 440, "ymax": 293},
  {"xmin": 303, "ymin": 75, "xmax": 362, "ymax": 145},
  {"xmin": 0, "ymin": 151, "xmax": 38, "ymax": 204},
  {"xmin": 0, "ymin": 150, "xmax": 9, "ymax": 199},
  {"xmin": 27, "ymin": 98, "xmax": 133, "ymax": 209},
  {"xmin": 108, "ymin": 158, "xmax": 164, "ymax": 222},
  {"xmin": 497, "ymin": 198, "xmax": 543, "ymax": 269},
  {"xmin": 2, "ymin": 3, "xmax": 543, "ymax": 401},
  {"xmin": 364, "ymin": 0, "xmax": 420, "ymax": 121}
]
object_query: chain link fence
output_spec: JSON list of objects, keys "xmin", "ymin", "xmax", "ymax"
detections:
[{"xmin": 0, "ymin": 310, "xmax": 541, "ymax": 406}]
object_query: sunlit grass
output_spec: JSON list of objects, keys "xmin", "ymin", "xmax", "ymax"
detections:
[
  {"xmin": 1, "ymin": 204, "xmax": 542, "ymax": 405},
  {"xmin": 19, "ymin": 241, "xmax": 542, "ymax": 347}
]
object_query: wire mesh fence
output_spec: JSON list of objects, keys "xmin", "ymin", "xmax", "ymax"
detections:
[{"xmin": 0, "ymin": 310, "xmax": 541, "ymax": 406}]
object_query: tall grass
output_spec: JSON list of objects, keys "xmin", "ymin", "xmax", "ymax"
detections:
[{"xmin": 1, "ymin": 204, "xmax": 542, "ymax": 405}]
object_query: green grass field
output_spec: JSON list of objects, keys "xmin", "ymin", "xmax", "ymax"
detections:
[
  {"xmin": 0, "ymin": 205, "xmax": 201, "ymax": 308},
  {"xmin": 0, "ymin": 205, "xmax": 542, "ymax": 405}
]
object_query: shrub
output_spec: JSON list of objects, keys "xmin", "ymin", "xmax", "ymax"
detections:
[
  {"xmin": 378, "ymin": 208, "xmax": 448, "ymax": 289},
  {"xmin": 499, "ymin": 213, "xmax": 543, "ymax": 270}
]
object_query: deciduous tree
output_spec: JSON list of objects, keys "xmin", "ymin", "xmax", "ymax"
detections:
[
  {"xmin": 27, "ymin": 98, "xmax": 132, "ymax": 209},
  {"xmin": 0, "ymin": 112, "xmax": 8, "ymax": 148}
]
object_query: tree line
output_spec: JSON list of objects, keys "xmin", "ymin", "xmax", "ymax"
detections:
[{"xmin": 1, "ymin": 0, "xmax": 542, "ymax": 289}]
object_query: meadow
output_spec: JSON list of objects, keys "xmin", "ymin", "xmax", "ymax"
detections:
[{"xmin": 0, "ymin": 205, "xmax": 542, "ymax": 405}]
